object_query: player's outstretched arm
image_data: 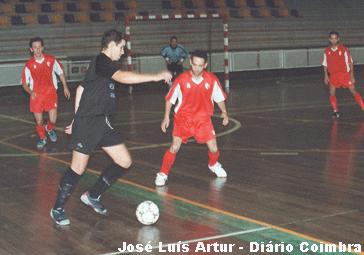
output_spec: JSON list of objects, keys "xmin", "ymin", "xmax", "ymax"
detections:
[
  {"xmin": 161, "ymin": 101, "xmax": 173, "ymax": 133},
  {"xmin": 112, "ymin": 70, "xmax": 172, "ymax": 85},
  {"xmin": 65, "ymin": 84, "xmax": 84, "ymax": 135},
  {"xmin": 217, "ymin": 101, "xmax": 229, "ymax": 126}
]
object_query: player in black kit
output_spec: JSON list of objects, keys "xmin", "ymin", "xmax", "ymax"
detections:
[{"xmin": 50, "ymin": 29, "xmax": 172, "ymax": 225}]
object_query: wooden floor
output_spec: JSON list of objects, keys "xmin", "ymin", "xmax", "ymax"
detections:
[{"xmin": 0, "ymin": 70, "xmax": 363, "ymax": 255}]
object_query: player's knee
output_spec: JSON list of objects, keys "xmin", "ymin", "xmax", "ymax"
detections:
[
  {"xmin": 114, "ymin": 157, "xmax": 132, "ymax": 169},
  {"xmin": 170, "ymin": 144, "xmax": 180, "ymax": 154},
  {"xmin": 209, "ymin": 147, "xmax": 218, "ymax": 153}
]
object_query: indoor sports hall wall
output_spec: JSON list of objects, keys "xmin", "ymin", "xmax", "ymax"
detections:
[{"xmin": 1, "ymin": 0, "xmax": 364, "ymax": 86}]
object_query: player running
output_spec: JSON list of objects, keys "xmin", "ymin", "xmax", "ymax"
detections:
[{"xmin": 21, "ymin": 37, "xmax": 70, "ymax": 149}]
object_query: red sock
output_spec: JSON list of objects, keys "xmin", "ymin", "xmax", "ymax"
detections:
[
  {"xmin": 46, "ymin": 121, "xmax": 55, "ymax": 131},
  {"xmin": 354, "ymin": 93, "xmax": 364, "ymax": 110},
  {"xmin": 208, "ymin": 150, "xmax": 220, "ymax": 167},
  {"xmin": 330, "ymin": 96, "xmax": 338, "ymax": 112},
  {"xmin": 36, "ymin": 125, "xmax": 46, "ymax": 139},
  {"xmin": 160, "ymin": 150, "xmax": 176, "ymax": 175}
]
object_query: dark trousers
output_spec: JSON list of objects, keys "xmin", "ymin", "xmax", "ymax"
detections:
[{"xmin": 167, "ymin": 62, "xmax": 183, "ymax": 78}]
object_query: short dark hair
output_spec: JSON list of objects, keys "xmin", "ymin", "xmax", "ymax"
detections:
[
  {"xmin": 329, "ymin": 31, "xmax": 339, "ymax": 38},
  {"xmin": 170, "ymin": 36, "xmax": 177, "ymax": 41},
  {"xmin": 101, "ymin": 29, "xmax": 124, "ymax": 49},
  {"xmin": 29, "ymin": 37, "xmax": 44, "ymax": 48},
  {"xmin": 190, "ymin": 50, "xmax": 208, "ymax": 63}
]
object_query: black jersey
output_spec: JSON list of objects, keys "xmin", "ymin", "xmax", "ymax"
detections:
[{"xmin": 76, "ymin": 53, "xmax": 120, "ymax": 117}]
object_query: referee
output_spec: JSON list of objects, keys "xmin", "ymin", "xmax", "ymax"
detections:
[{"xmin": 50, "ymin": 29, "xmax": 172, "ymax": 226}]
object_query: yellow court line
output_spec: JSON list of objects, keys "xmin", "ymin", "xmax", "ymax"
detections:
[{"xmin": 1, "ymin": 139, "xmax": 362, "ymax": 255}]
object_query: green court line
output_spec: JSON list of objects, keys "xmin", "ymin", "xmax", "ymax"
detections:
[{"xmin": 0, "ymin": 143, "xmax": 361, "ymax": 255}]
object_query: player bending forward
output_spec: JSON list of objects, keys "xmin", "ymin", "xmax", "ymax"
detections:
[{"xmin": 155, "ymin": 50, "xmax": 229, "ymax": 186}]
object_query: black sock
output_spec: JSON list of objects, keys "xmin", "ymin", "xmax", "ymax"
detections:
[
  {"xmin": 89, "ymin": 163, "xmax": 128, "ymax": 199},
  {"xmin": 53, "ymin": 168, "xmax": 81, "ymax": 210}
]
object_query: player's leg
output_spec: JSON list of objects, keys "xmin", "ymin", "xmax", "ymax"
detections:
[
  {"xmin": 50, "ymin": 151, "xmax": 89, "ymax": 225},
  {"xmin": 155, "ymin": 136, "xmax": 183, "ymax": 186},
  {"xmin": 176, "ymin": 63, "xmax": 183, "ymax": 76},
  {"xmin": 80, "ymin": 143, "xmax": 132, "ymax": 215},
  {"xmin": 33, "ymin": 112, "xmax": 47, "ymax": 149},
  {"xmin": 206, "ymin": 139, "xmax": 227, "ymax": 178},
  {"xmin": 329, "ymin": 85, "xmax": 340, "ymax": 118},
  {"xmin": 348, "ymin": 84, "xmax": 364, "ymax": 110},
  {"xmin": 46, "ymin": 108, "xmax": 58, "ymax": 142}
]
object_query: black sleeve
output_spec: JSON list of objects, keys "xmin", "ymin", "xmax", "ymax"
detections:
[{"xmin": 95, "ymin": 54, "xmax": 120, "ymax": 79}]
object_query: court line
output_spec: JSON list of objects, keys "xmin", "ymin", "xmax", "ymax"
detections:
[
  {"xmin": 0, "ymin": 114, "xmax": 362, "ymax": 254},
  {"xmin": 0, "ymin": 114, "xmax": 242, "ymax": 155},
  {"xmin": 235, "ymin": 113, "xmax": 362, "ymax": 126},
  {"xmin": 102, "ymin": 209, "xmax": 361, "ymax": 255},
  {"xmin": 0, "ymin": 130, "xmax": 35, "ymax": 142},
  {"xmin": 3, "ymin": 147, "xmax": 364, "ymax": 158},
  {"xmin": 175, "ymin": 145, "xmax": 364, "ymax": 154},
  {"xmin": 230, "ymin": 101, "xmax": 357, "ymax": 115},
  {"xmin": 260, "ymin": 152, "xmax": 299, "ymax": 156},
  {"xmin": 1, "ymin": 139, "xmax": 361, "ymax": 255},
  {"xmin": 0, "ymin": 114, "xmax": 65, "ymax": 132}
]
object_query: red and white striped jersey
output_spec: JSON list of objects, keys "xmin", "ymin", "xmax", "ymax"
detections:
[
  {"xmin": 166, "ymin": 70, "xmax": 227, "ymax": 119},
  {"xmin": 322, "ymin": 44, "xmax": 352, "ymax": 74},
  {"xmin": 21, "ymin": 54, "xmax": 64, "ymax": 93}
]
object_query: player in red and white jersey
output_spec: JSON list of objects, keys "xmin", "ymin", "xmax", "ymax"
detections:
[
  {"xmin": 322, "ymin": 31, "xmax": 364, "ymax": 118},
  {"xmin": 21, "ymin": 37, "xmax": 70, "ymax": 149},
  {"xmin": 155, "ymin": 50, "xmax": 229, "ymax": 186}
]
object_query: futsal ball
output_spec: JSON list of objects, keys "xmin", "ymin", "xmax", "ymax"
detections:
[{"xmin": 136, "ymin": 201, "xmax": 159, "ymax": 225}]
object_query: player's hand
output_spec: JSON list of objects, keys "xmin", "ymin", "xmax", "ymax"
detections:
[
  {"xmin": 324, "ymin": 75, "xmax": 330, "ymax": 85},
  {"xmin": 156, "ymin": 71, "xmax": 172, "ymax": 84},
  {"xmin": 161, "ymin": 117, "xmax": 170, "ymax": 133},
  {"xmin": 221, "ymin": 112, "xmax": 229, "ymax": 126},
  {"xmin": 64, "ymin": 87, "xmax": 71, "ymax": 100},
  {"xmin": 65, "ymin": 120, "xmax": 73, "ymax": 135},
  {"xmin": 30, "ymin": 91, "xmax": 36, "ymax": 100}
]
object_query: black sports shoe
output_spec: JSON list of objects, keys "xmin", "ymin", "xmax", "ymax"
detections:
[
  {"xmin": 50, "ymin": 208, "xmax": 70, "ymax": 225},
  {"xmin": 332, "ymin": 111, "xmax": 340, "ymax": 119},
  {"xmin": 80, "ymin": 192, "xmax": 107, "ymax": 215}
]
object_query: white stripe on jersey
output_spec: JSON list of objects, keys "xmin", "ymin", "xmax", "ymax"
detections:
[
  {"xmin": 344, "ymin": 51, "xmax": 351, "ymax": 72},
  {"xmin": 52, "ymin": 60, "xmax": 63, "ymax": 89},
  {"xmin": 212, "ymin": 81, "xmax": 225, "ymax": 103},
  {"xmin": 24, "ymin": 67, "xmax": 34, "ymax": 90},
  {"xmin": 168, "ymin": 84, "xmax": 183, "ymax": 114},
  {"xmin": 322, "ymin": 53, "xmax": 327, "ymax": 67},
  {"xmin": 53, "ymin": 60, "xmax": 63, "ymax": 75}
]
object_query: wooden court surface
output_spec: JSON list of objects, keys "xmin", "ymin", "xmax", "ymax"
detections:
[{"xmin": 0, "ymin": 70, "xmax": 363, "ymax": 255}]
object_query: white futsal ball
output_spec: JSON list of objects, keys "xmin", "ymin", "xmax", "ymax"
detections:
[{"xmin": 136, "ymin": 201, "xmax": 159, "ymax": 225}]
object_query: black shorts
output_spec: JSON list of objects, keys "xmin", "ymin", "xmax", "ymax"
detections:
[
  {"xmin": 167, "ymin": 62, "xmax": 183, "ymax": 77},
  {"xmin": 69, "ymin": 115, "xmax": 124, "ymax": 155}
]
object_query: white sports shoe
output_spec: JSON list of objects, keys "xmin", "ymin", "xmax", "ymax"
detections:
[
  {"xmin": 155, "ymin": 172, "xmax": 168, "ymax": 186},
  {"xmin": 208, "ymin": 162, "xmax": 227, "ymax": 178}
]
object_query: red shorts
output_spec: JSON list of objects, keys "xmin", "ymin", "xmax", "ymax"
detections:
[
  {"xmin": 30, "ymin": 90, "xmax": 58, "ymax": 113},
  {"xmin": 173, "ymin": 116, "xmax": 216, "ymax": 144},
  {"xmin": 329, "ymin": 72, "xmax": 353, "ymax": 88}
]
